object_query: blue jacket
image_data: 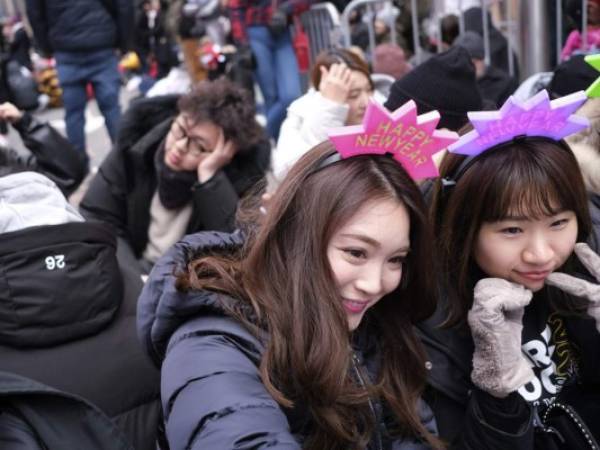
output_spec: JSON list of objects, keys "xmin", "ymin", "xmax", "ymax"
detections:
[
  {"xmin": 137, "ymin": 231, "xmax": 438, "ymax": 450},
  {"xmin": 25, "ymin": 0, "xmax": 134, "ymax": 56}
]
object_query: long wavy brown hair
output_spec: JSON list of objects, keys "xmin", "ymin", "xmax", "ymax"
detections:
[{"xmin": 179, "ymin": 141, "xmax": 443, "ymax": 449}]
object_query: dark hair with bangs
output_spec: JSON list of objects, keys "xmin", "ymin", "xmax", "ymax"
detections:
[
  {"xmin": 178, "ymin": 141, "xmax": 443, "ymax": 450},
  {"xmin": 431, "ymin": 138, "xmax": 592, "ymax": 326}
]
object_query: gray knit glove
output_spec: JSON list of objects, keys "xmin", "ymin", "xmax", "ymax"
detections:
[
  {"xmin": 468, "ymin": 278, "xmax": 535, "ymax": 398},
  {"xmin": 546, "ymin": 243, "xmax": 600, "ymax": 333}
]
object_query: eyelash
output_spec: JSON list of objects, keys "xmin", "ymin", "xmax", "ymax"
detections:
[
  {"xmin": 342, "ymin": 248, "xmax": 405, "ymax": 265},
  {"xmin": 499, "ymin": 217, "xmax": 571, "ymax": 235},
  {"xmin": 551, "ymin": 218, "xmax": 570, "ymax": 228},
  {"xmin": 501, "ymin": 227, "xmax": 522, "ymax": 235}
]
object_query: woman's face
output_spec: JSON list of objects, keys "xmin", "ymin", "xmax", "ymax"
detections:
[
  {"xmin": 327, "ymin": 197, "xmax": 410, "ymax": 331},
  {"xmin": 473, "ymin": 209, "xmax": 578, "ymax": 292},
  {"xmin": 345, "ymin": 71, "xmax": 373, "ymax": 126},
  {"xmin": 164, "ymin": 114, "xmax": 221, "ymax": 172}
]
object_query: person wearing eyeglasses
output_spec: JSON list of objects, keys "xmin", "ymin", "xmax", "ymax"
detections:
[{"xmin": 79, "ymin": 78, "xmax": 270, "ymax": 273}]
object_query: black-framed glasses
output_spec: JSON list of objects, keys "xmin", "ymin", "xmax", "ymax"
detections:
[{"xmin": 169, "ymin": 118, "xmax": 210, "ymax": 156}]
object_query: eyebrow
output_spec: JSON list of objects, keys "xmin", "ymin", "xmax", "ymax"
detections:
[
  {"xmin": 340, "ymin": 233, "xmax": 410, "ymax": 252},
  {"xmin": 500, "ymin": 208, "xmax": 568, "ymax": 221}
]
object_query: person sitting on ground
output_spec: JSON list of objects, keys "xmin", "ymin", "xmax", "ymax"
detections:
[
  {"xmin": 0, "ymin": 101, "xmax": 86, "ymax": 197},
  {"xmin": 137, "ymin": 138, "xmax": 447, "ymax": 450},
  {"xmin": 79, "ymin": 78, "xmax": 270, "ymax": 272},
  {"xmin": 422, "ymin": 90, "xmax": 600, "ymax": 448},
  {"xmin": 272, "ymin": 48, "xmax": 373, "ymax": 184},
  {"xmin": 0, "ymin": 169, "xmax": 160, "ymax": 450}
]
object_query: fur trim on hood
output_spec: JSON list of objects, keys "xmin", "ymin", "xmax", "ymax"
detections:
[{"xmin": 568, "ymin": 140, "xmax": 600, "ymax": 196}]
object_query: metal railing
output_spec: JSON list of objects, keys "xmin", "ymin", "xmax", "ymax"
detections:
[
  {"xmin": 340, "ymin": 0, "xmax": 398, "ymax": 61},
  {"xmin": 299, "ymin": 2, "xmax": 343, "ymax": 68}
]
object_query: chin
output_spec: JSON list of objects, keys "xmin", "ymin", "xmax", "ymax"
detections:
[{"xmin": 347, "ymin": 314, "xmax": 365, "ymax": 332}]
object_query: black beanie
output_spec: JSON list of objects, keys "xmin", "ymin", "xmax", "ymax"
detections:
[
  {"xmin": 384, "ymin": 46, "xmax": 483, "ymax": 131},
  {"xmin": 549, "ymin": 55, "xmax": 597, "ymax": 98}
]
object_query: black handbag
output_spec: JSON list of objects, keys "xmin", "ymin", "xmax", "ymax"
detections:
[{"xmin": 536, "ymin": 384, "xmax": 600, "ymax": 450}]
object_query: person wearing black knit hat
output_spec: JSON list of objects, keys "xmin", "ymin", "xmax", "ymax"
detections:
[
  {"xmin": 384, "ymin": 46, "xmax": 483, "ymax": 131},
  {"xmin": 549, "ymin": 54, "xmax": 598, "ymax": 98}
]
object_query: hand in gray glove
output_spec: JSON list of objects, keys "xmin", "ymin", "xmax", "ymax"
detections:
[
  {"xmin": 546, "ymin": 242, "xmax": 600, "ymax": 333},
  {"xmin": 268, "ymin": 9, "xmax": 288, "ymax": 35},
  {"xmin": 468, "ymin": 278, "xmax": 535, "ymax": 398}
]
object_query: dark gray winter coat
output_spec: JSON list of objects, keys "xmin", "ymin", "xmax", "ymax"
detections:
[{"xmin": 25, "ymin": 0, "xmax": 134, "ymax": 55}]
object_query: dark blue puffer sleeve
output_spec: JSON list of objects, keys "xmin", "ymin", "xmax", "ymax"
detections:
[
  {"xmin": 161, "ymin": 315, "xmax": 301, "ymax": 450},
  {"xmin": 137, "ymin": 230, "xmax": 245, "ymax": 365}
]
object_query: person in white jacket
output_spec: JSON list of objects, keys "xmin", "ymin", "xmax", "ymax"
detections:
[{"xmin": 272, "ymin": 48, "xmax": 373, "ymax": 184}]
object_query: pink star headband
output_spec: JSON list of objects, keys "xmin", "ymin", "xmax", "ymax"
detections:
[
  {"xmin": 448, "ymin": 90, "xmax": 589, "ymax": 156},
  {"xmin": 326, "ymin": 100, "xmax": 459, "ymax": 180}
]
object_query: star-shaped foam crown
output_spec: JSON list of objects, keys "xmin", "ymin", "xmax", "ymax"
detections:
[
  {"xmin": 326, "ymin": 100, "xmax": 459, "ymax": 180},
  {"xmin": 448, "ymin": 90, "xmax": 589, "ymax": 156},
  {"xmin": 585, "ymin": 54, "xmax": 600, "ymax": 98}
]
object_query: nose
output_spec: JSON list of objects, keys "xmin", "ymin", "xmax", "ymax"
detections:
[
  {"xmin": 354, "ymin": 262, "xmax": 385, "ymax": 296},
  {"xmin": 173, "ymin": 137, "xmax": 187, "ymax": 154},
  {"xmin": 358, "ymin": 91, "xmax": 370, "ymax": 108},
  {"xmin": 522, "ymin": 234, "xmax": 554, "ymax": 266}
]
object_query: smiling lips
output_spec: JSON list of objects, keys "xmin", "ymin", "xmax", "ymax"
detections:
[
  {"xmin": 515, "ymin": 270, "xmax": 552, "ymax": 282},
  {"xmin": 342, "ymin": 299, "xmax": 370, "ymax": 314}
]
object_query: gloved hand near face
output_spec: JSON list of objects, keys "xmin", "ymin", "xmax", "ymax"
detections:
[
  {"xmin": 468, "ymin": 278, "xmax": 535, "ymax": 398},
  {"xmin": 546, "ymin": 243, "xmax": 600, "ymax": 333}
]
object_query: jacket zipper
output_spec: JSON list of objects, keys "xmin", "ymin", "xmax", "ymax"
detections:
[{"xmin": 351, "ymin": 352, "xmax": 383, "ymax": 450}]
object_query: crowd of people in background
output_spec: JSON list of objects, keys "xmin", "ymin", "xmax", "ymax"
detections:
[{"xmin": 0, "ymin": 0, "xmax": 599, "ymax": 449}]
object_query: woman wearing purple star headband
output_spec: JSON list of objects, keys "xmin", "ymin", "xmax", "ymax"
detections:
[{"xmin": 423, "ymin": 90, "xmax": 600, "ymax": 449}]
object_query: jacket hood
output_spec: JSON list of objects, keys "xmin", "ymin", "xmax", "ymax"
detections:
[
  {"xmin": 0, "ymin": 220, "xmax": 122, "ymax": 348},
  {"xmin": 137, "ymin": 230, "xmax": 246, "ymax": 366},
  {"xmin": 0, "ymin": 171, "xmax": 83, "ymax": 233}
]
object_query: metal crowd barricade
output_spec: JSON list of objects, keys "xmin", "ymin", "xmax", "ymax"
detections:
[
  {"xmin": 556, "ymin": 0, "xmax": 590, "ymax": 62},
  {"xmin": 299, "ymin": 2, "xmax": 343, "ymax": 69},
  {"xmin": 439, "ymin": 0, "xmax": 517, "ymax": 76},
  {"xmin": 340, "ymin": 0, "xmax": 398, "ymax": 61}
]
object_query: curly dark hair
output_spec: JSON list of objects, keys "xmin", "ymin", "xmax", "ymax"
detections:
[{"xmin": 177, "ymin": 78, "xmax": 266, "ymax": 152}]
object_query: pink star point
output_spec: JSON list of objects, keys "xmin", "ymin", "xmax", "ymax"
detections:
[{"xmin": 326, "ymin": 100, "xmax": 459, "ymax": 180}]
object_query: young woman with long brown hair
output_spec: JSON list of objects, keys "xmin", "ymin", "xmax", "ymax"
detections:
[{"xmin": 137, "ymin": 137, "xmax": 447, "ymax": 450}]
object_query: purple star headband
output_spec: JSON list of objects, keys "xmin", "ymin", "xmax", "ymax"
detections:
[
  {"xmin": 326, "ymin": 100, "xmax": 459, "ymax": 180},
  {"xmin": 441, "ymin": 90, "xmax": 590, "ymax": 192},
  {"xmin": 448, "ymin": 90, "xmax": 589, "ymax": 156}
]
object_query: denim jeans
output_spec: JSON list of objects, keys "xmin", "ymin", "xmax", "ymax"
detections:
[
  {"xmin": 247, "ymin": 26, "xmax": 302, "ymax": 140},
  {"xmin": 55, "ymin": 49, "xmax": 121, "ymax": 154}
]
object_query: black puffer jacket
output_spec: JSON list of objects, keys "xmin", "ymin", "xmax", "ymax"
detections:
[
  {"xmin": 0, "ymin": 222, "xmax": 160, "ymax": 450},
  {"xmin": 79, "ymin": 94, "xmax": 271, "ymax": 259},
  {"xmin": 417, "ymin": 289, "xmax": 600, "ymax": 450},
  {"xmin": 24, "ymin": 0, "xmax": 134, "ymax": 55},
  {"xmin": 0, "ymin": 371, "xmax": 132, "ymax": 450},
  {"xmin": 137, "ymin": 231, "xmax": 438, "ymax": 450}
]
